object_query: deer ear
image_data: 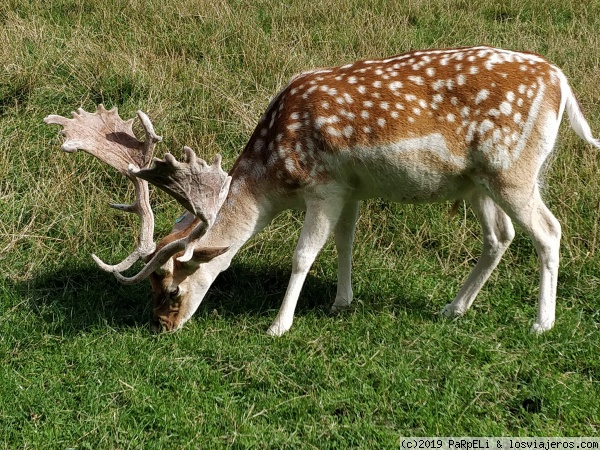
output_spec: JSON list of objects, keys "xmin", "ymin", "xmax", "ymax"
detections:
[{"xmin": 192, "ymin": 246, "xmax": 230, "ymax": 263}]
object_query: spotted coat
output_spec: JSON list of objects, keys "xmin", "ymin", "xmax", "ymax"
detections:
[{"xmin": 231, "ymin": 46, "xmax": 562, "ymax": 200}]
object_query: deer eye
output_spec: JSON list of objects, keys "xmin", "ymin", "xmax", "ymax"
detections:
[{"xmin": 168, "ymin": 286, "xmax": 180, "ymax": 299}]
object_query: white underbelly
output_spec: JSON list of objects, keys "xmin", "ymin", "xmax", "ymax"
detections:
[{"xmin": 323, "ymin": 133, "xmax": 472, "ymax": 202}]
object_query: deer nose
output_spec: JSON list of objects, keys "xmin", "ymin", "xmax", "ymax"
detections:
[{"xmin": 150, "ymin": 318, "xmax": 163, "ymax": 333}]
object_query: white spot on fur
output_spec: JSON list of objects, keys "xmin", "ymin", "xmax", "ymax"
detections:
[
  {"xmin": 377, "ymin": 117, "xmax": 386, "ymax": 127},
  {"xmin": 315, "ymin": 115, "xmax": 339, "ymax": 129},
  {"xmin": 426, "ymin": 67, "xmax": 436, "ymax": 77},
  {"xmin": 432, "ymin": 80, "xmax": 445, "ymax": 91},
  {"xmin": 475, "ymin": 89, "xmax": 489, "ymax": 104},
  {"xmin": 285, "ymin": 158, "xmax": 296, "ymax": 172},
  {"xmin": 408, "ymin": 75, "xmax": 424, "ymax": 85},
  {"xmin": 253, "ymin": 138, "xmax": 265, "ymax": 153},
  {"xmin": 340, "ymin": 109, "xmax": 355, "ymax": 119},
  {"xmin": 484, "ymin": 52, "xmax": 503, "ymax": 70},
  {"xmin": 479, "ymin": 119, "xmax": 494, "ymax": 134},
  {"xmin": 499, "ymin": 101, "xmax": 512, "ymax": 115},
  {"xmin": 326, "ymin": 126, "xmax": 341, "ymax": 137},
  {"xmin": 492, "ymin": 129, "xmax": 502, "ymax": 143},
  {"xmin": 466, "ymin": 121, "xmax": 477, "ymax": 143}
]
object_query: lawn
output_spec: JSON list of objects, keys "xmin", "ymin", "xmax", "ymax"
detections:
[{"xmin": 1, "ymin": 0, "xmax": 599, "ymax": 447}]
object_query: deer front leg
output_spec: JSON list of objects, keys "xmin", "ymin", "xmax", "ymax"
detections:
[
  {"xmin": 442, "ymin": 193, "xmax": 515, "ymax": 318},
  {"xmin": 331, "ymin": 200, "xmax": 360, "ymax": 314},
  {"xmin": 267, "ymin": 194, "xmax": 346, "ymax": 336}
]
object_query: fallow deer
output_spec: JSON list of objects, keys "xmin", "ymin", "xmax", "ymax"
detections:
[{"xmin": 45, "ymin": 46, "xmax": 600, "ymax": 336}]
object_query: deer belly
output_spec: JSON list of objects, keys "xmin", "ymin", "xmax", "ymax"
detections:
[{"xmin": 328, "ymin": 134, "xmax": 471, "ymax": 202}]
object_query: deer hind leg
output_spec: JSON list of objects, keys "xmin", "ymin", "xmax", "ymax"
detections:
[
  {"xmin": 442, "ymin": 193, "xmax": 515, "ymax": 318},
  {"xmin": 495, "ymin": 185, "xmax": 561, "ymax": 333},
  {"xmin": 331, "ymin": 200, "xmax": 360, "ymax": 314},
  {"xmin": 267, "ymin": 192, "xmax": 346, "ymax": 336}
]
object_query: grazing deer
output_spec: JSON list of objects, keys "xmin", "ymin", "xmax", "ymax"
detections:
[{"xmin": 45, "ymin": 45, "xmax": 600, "ymax": 336}]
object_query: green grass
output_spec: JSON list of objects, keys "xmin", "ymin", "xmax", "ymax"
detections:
[{"xmin": 1, "ymin": 0, "xmax": 600, "ymax": 447}]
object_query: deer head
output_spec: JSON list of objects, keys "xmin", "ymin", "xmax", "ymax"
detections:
[{"xmin": 44, "ymin": 105, "xmax": 231, "ymax": 331}]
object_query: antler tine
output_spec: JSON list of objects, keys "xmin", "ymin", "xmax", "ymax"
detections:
[
  {"xmin": 92, "ymin": 174, "xmax": 156, "ymax": 272},
  {"xmin": 137, "ymin": 110, "xmax": 162, "ymax": 157},
  {"xmin": 44, "ymin": 105, "xmax": 161, "ymax": 276}
]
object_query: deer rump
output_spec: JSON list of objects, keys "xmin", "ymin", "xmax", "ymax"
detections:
[{"xmin": 45, "ymin": 45, "xmax": 600, "ymax": 335}]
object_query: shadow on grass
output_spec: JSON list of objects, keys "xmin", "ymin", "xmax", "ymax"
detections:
[{"xmin": 9, "ymin": 260, "xmax": 431, "ymax": 335}]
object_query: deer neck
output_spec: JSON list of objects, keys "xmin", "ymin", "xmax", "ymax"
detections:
[{"xmin": 197, "ymin": 175, "xmax": 274, "ymax": 254}]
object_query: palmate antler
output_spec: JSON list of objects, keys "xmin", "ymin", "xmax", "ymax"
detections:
[{"xmin": 44, "ymin": 105, "xmax": 231, "ymax": 284}]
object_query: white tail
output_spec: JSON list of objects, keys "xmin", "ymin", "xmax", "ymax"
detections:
[
  {"xmin": 46, "ymin": 45, "xmax": 599, "ymax": 335},
  {"xmin": 561, "ymin": 76, "xmax": 600, "ymax": 148}
]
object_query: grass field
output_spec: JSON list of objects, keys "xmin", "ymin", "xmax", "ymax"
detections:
[{"xmin": 1, "ymin": 0, "xmax": 600, "ymax": 447}]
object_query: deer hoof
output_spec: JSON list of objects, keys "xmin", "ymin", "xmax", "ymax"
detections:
[
  {"xmin": 267, "ymin": 321, "xmax": 290, "ymax": 337},
  {"xmin": 530, "ymin": 320, "xmax": 554, "ymax": 334},
  {"xmin": 330, "ymin": 303, "xmax": 351, "ymax": 315},
  {"xmin": 441, "ymin": 303, "xmax": 464, "ymax": 318}
]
